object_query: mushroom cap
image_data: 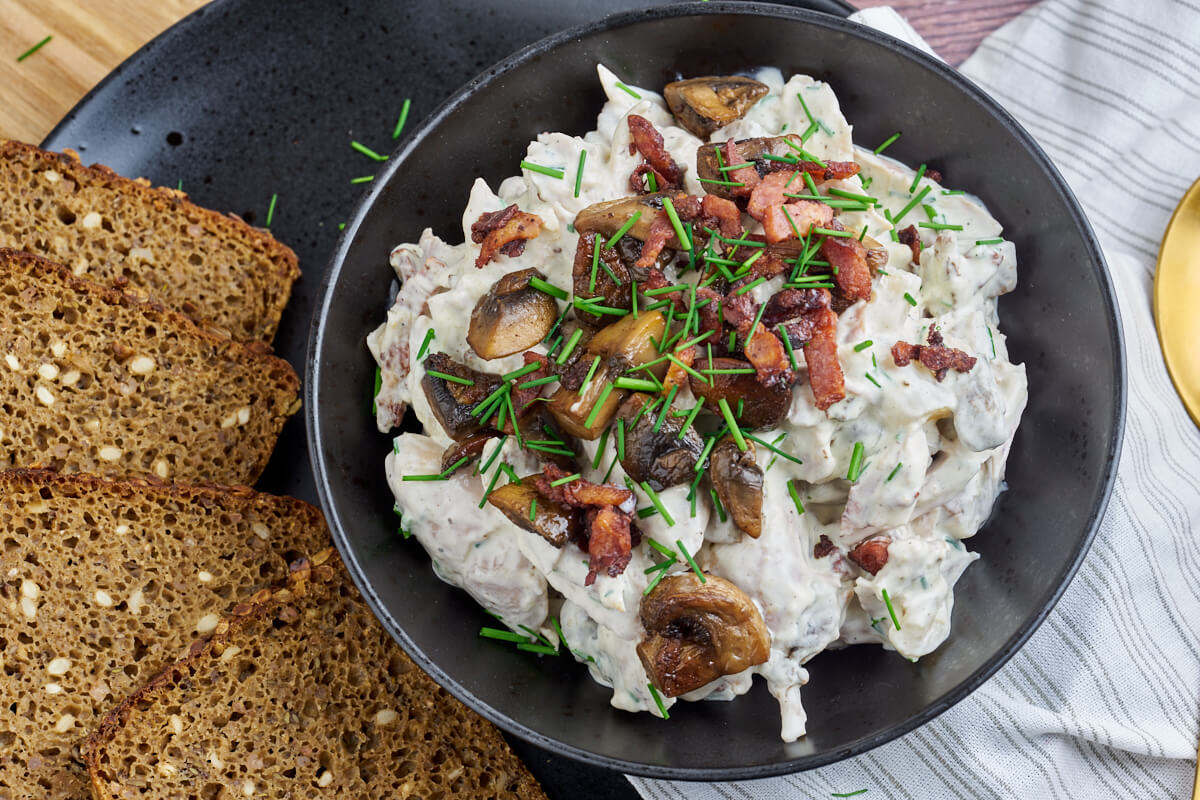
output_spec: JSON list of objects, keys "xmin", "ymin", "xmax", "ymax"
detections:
[
  {"xmin": 665, "ymin": 76, "xmax": 770, "ymax": 138},
  {"xmin": 710, "ymin": 436, "xmax": 764, "ymax": 537},
  {"xmin": 467, "ymin": 268, "xmax": 558, "ymax": 360}
]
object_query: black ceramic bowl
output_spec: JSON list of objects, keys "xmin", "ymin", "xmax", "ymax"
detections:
[{"xmin": 308, "ymin": 2, "xmax": 1124, "ymax": 780}]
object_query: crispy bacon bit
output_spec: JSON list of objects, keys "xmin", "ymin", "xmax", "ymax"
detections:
[
  {"xmin": 723, "ymin": 139, "xmax": 759, "ymax": 198},
  {"xmin": 642, "ymin": 267, "xmax": 687, "ymax": 310},
  {"xmin": 721, "ymin": 288, "xmax": 758, "ymax": 334},
  {"xmin": 926, "ymin": 168, "xmax": 943, "ymax": 184},
  {"xmin": 635, "ymin": 210, "xmax": 676, "ymax": 269},
  {"xmin": 511, "ymin": 351, "xmax": 553, "ymax": 414},
  {"xmin": 847, "ymin": 537, "xmax": 890, "ymax": 575},
  {"xmin": 700, "ymin": 194, "xmax": 744, "ymax": 239},
  {"xmin": 744, "ymin": 323, "xmax": 792, "ymax": 388},
  {"xmin": 820, "ymin": 233, "xmax": 872, "ymax": 304},
  {"xmin": 800, "ymin": 306, "xmax": 845, "ymax": 410},
  {"xmin": 814, "ymin": 534, "xmax": 836, "ymax": 559},
  {"xmin": 761, "ymin": 159, "xmax": 861, "ymax": 184},
  {"xmin": 695, "ymin": 286, "xmax": 724, "ymax": 337},
  {"xmin": 662, "ymin": 346, "xmax": 695, "ymax": 396},
  {"xmin": 534, "ymin": 464, "xmax": 635, "ymax": 513},
  {"xmin": 897, "ymin": 224, "xmax": 922, "ymax": 264},
  {"xmin": 584, "ymin": 506, "xmax": 633, "ymax": 585},
  {"xmin": 470, "ymin": 204, "xmax": 543, "ymax": 268},
  {"xmin": 628, "ymin": 115, "xmax": 685, "ymax": 191},
  {"xmin": 762, "ymin": 201, "xmax": 834, "ymax": 244},
  {"xmin": 762, "ymin": 288, "xmax": 830, "ymax": 328},
  {"xmin": 747, "ymin": 170, "xmax": 798, "ymax": 222},
  {"xmin": 891, "ymin": 327, "xmax": 977, "ymax": 381}
]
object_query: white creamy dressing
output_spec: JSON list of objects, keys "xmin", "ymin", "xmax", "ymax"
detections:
[{"xmin": 369, "ymin": 65, "xmax": 1028, "ymax": 740}]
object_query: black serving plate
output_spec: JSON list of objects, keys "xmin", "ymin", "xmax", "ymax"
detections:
[
  {"xmin": 42, "ymin": 0, "xmax": 852, "ymax": 795},
  {"xmin": 308, "ymin": 1, "xmax": 1125, "ymax": 782}
]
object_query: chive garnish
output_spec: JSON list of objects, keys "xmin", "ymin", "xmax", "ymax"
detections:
[
  {"xmin": 667, "ymin": 354, "xmax": 708, "ymax": 385},
  {"xmin": 480, "ymin": 626, "xmax": 526, "ymax": 643},
  {"xmin": 265, "ymin": 193, "xmax": 278, "ymax": 227},
  {"xmin": 697, "ymin": 177, "xmax": 746, "ymax": 187},
  {"xmin": 874, "ymin": 132, "xmax": 901, "ymax": 154},
  {"xmin": 351, "ymin": 175, "xmax": 375, "ymax": 184},
  {"xmin": 718, "ymin": 398, "xmax": 747, "ymax": 451},
  {"xmin": 734, "ymin": 277, "xmax": 766, "ymax": 295},
  {"xmin": 987, "ymin": 325, "xmax": 997, "ymax": 358},
  {"xmin": 519, "ymin": 375, "xmax": 559, "ymax": 390},
  {"xmin": 578, "ymin": 355, "xmax": 602, "ymax": 396},
  {"xmin": 832, "ymin": 791, "xmax": 869, "ymax": 798},
  {"xmin": 529, "ymin": 497, "xmax": 538, "ymax": 521},
  {"xmin": 804, "ymin": 171, "xmax": 820, "ymax": 198},
  {"xmin": 529, "ymin": 276, "xmax": 568, "ymax": 300},
  {"xmin": 918, "ymin": 222, "xmax": 964, "ymax": 231},
  {"xmin": 865, "ymin": 373, "xmax": 882, "ymax": 388},
  {"xmin": 643, "ymin": 563, "xmax": 673, "ymax": 596},
  {"xmin": 606, "ymin": 211, "xmax": 643, "ymax": 248},
  {"xmin": 709, "ymin": 488, "xmax": 728, "ymax": 523},
  {"xmin": 616, "ymin": 418, "xmax": 626, "ymax": 461},
  {"xmin": 661, "ymin": 197, "xmax": 692, "ymax": 252},
  {"xmin": 371, "ymin": 366, "xmax": 381, "ymax": 415},
  {"xmin": 613, "ymin": 377, "xmax": 659, "ymax": 392},
  {"xmin": 677, "ymin": 403, "xmax": 704, "ymax": 438},
  {"xmin": 745, "ymin": 434, "xmax": 802, "ymax": 465},
  {"xmin": 647, "ymin": 538, "xmax": 676, "ymax": 559},
  {"xmin": 892, "ymin": 185, "xmax": 932, "ymax": 225},
  {"xmin": 695, "ymin": 434, "xmax": 718, "ymax": 472},
  {"xmin": 909, "ymin": 163, "xmax": 927, "ymax": 193},
  {"xmin": 881, "ymin": 588, "xmax": 901, "ymax": 630},
  {"xmin": 796, "ymin": 91, "xmax": 816, "ymax": 126},
  {"xmin": 337, "ymin": 222, "xmax": 346, "ymax": 231},
  {"xmin": 647, "ymin": 683, "xmax": 670, "ymax": 719},
  {"xmin": 654, "ymin": 385, "xmax": 677, "ymax": 433},
  {"xmin": 351, "ymin": 140, "xmax": 389, "ymax": 162},
  {"xmin": 557, "ymin": 329, "xmax": 584, "ymax": 364},
  {"xmin": 886, "ymin": 462, "xmax": 903, "ymax": 482},
  {"xmin": 614, "ymin": 80, "xmax": 641, "ymax": 99},
  {"xmin": 676, "ymin": 329, "xmax": 715, "ymax": 352},
  {"xmin": 719, "ymin": 161, "xmax": 755, "ymax": 172},
  {"xmin": 574, "ymin": 149, "xmax": 587, "ymax": 198},
  {"xmin": 646, "ymin": 171, "xmax": 657, "ymax": 192},
  {"xmin": 503, "ymin": 360, "xmax": 543, "ymax": 382},
  {"xmin": 583, "ymin": 382, "xmax": 615, "ymax": 428},
  {"xmin": 854, "ymin": 340, "xmax": 873, "ymax": 352},
  {"xmin": 787, "ymin": 479, "xmax": 806, "ymax": 516},
  {"xmin": 976, "ymin": 238, "xmax": 1004, "ymax": 246},
  {"xmin": 676, "ymin": 538, "xmax": 704, "ymax": 581},
  {"xmin": 392, "ymin": 98, "xmax": 412, "ymax": 139},
  {"xmin": 525, "ymin": 444, "xmax": 574, "ymax": 456},
  {"xmin": 499, "ymin": 463, "xmax": 522, "ymax": 485},
  {"xmin": 517, "ymin": 642, "xmax": 560, "ymax": 655},
  {"xmin": 703, "ymin": 367, "xmax": 756, "ymax": 376},
  {"xmin": 847, "ymin": 441, "xmax": 865, "ymax": 482},
  {"xmin": 826, "ymin": 188, "xmax": 878, "ymax": 205},
  {"xmin": 641, "ymin": 482, "xmax": 675, "ymax": 526},
  {"xmin": 520, "ymin": 160, "xmax": 565, "ymax": 179},
  {"xmin": 813, "ymin": 226, "xmax": 854, "ymax": 238},
  {"xmin": 903, "ymin": 292, "xmax": 918, "ymax": 307},
  {"xmin": 16, "ymin": 35, "xmax": 52, "ymax": 62},
  {"xmin": 402, "ymin": 455, "xmax": 466, "ymax": 482},
  {"xmin": 779, "ymin": 326, "xmax": 799, "ymax": 369},
  {"xmin": 427, "ymin": 370, "xmax": 474, "ymax": 386}
]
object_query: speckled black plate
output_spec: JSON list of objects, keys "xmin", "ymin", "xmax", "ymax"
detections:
[
  {"xmin": 307, "ymin": 0, "xmax": 1125, "ymax": 782},
  {"xmin": 41, "ymin": 0, "xmax": 852, "ymax": 795}
]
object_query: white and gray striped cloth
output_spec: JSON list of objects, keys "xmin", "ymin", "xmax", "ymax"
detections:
[{"xmin": 629, "ymin": 2, "xmax": 1200, "ymax": 797}]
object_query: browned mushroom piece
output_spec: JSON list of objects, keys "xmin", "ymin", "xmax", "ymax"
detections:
[
  {"xmin": 695, "ymin": 134, "xmax": 803, "ymax": 201},
  {"xmin": 709, "ymin": 436, "xmax": 763, "ymax": 537},
  {"xmin": 615, "ymin": 393, "xmax": 705, "ymax": 490},
  {"xmin": 637, "ymin": 572, "xmax": 770, "ymax": 697},
  {"xmin": 467, "ymin": 268, "xmax": 559, "ymax": 360},
  {"xmin": 689, "ymin": 357, "xmax": 792, "ymax": 430},
  {"xmin": 573, "ymin": 232, "xmax": 633, "ymax": 326},
  {"xmin": 421, "ymin": 353, "xmax": 503, "ymax": 441},
  {"xmin": 573, "ymin": 193, "xmax": 670, "ymax": 243},
  {"xmin": 664, "ymin": 76, "xmax": 770, "ymax": 138},
  {"xmin": 486, "ymin": 481, "xmax": 580, "ymax": 547},
  {"xmin": 587, "ymin": 309, "xmax": 668, "ymax": 370},
  {"xmin": 439, "ymin": 430, "xmax": 501, "ymax": 475}
]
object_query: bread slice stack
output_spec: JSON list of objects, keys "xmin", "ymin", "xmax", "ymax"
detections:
[
  {"xmin": 85, "ymin": 550, "xmax": 547, "ymax": 800},
  {"xmin": 0, "ymin": 140, "xmax": 299, "ymax": 343}
]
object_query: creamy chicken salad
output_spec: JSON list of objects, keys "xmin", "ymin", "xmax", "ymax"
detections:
[{"xmin": 368, "ymin": 65, "xmax": 1027, "ymax": 741}]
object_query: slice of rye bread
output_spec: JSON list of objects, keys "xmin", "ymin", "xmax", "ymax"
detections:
[
  {"xmin": 0, "ymin": 248, "xmax": 298, "ymax": 485},
  {"xmin": 0, "ymin": 470, "xmax": 333, "ymax": 800},
  {"xmin": 85, "ymin": 550, "xmax": 549, "ymax": 800},
  {"xmin": 0, "ymin": 139, "xmax": 298, "ymax": 343}
]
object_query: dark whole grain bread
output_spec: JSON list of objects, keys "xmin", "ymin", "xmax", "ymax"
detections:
[
  {"xmin": 85, "ymin": 550, "xmax": 548, "ymax": 800},
  {"xmin": 0, "ymin": 248, "xmax": 298, "ymax": 485},
  {"xmin": 0, "ymin": 470, "xmax": 332, "ymax": 800},
  {"xmin": 0, "ymin": 139, "xmax": 298, "ymax": 343}
]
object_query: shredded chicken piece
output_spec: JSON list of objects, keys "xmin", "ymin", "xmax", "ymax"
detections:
[
  {"xmin": 628, "ymin": 115, "xmax": 685, "ymax": 190},
  {"xmin": 470, "ymin": 204, "xmax": 543, "ymax": 268}
]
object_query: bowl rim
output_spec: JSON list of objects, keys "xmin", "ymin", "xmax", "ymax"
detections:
[{"xmin": 307, "ymin": 0, "xmax": 1126, "ymax": 780}]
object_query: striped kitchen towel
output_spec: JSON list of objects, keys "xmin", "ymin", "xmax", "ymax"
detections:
[{"xmin": 628, "ymin": 2, "xmax": 1200, "ymax": 798}]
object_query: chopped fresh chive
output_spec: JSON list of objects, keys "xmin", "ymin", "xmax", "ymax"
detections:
[
  {"xmin": 661, "ymin": 197, "xmax": 692, "ymax": 251},
  {"xmin": 641, "ymin": 482, "xmax": 675, "ymax": 526},
  {"xmin": 351, "ymin": 175, "xmax": 375, "ymax": 184},
  {"xmin": 800, "ymin": 119, "xmax": 820, "ymax": 140},
  {"xmin": 402, "ymin": 470, "xmax": 451, "ymax": 482},
  {"xmin": 583, "ymin": 383, "xmax": 615, "ymax": 428},
  {"xmin": 471, "ymin": 384, "xmax": 511, "ymax": 418},
  {"xmin": 16, "ymin": 35, "xmax": 53, "ymax": 63},
  {"xmin": 779, "ymin": 326, "xmax": 799, "ymax": 369},
  {"xmin": 881, "ymin": 588, "xmax": 901, "ymax": 630},
  {"xmin": 549, "ymin": 472, "xmax": 581, "ymax": 488},
  {"xmin": 865, "ymin": 372, "xmax": 882, "ymax": 388},
  {"xmin": 265, "ymin": 193, "xmax": 278, "ymax": 227},
  {"xmin": 942, "ymin": 189, "xmax": 965, "ymax": 195},
  {"xmin": 479, "ymin": 435, "xmax": 508, "ymax": 473},
  {"xmin": 975, "ymin": 238, "xmax": 1004, "ymax": 246},
  {"xmin": 647, "ymin": 538, "xmax": 676, "ymax": 559},
  {"xmin": 616, "ymin": 418, "xmax": 626, "ymax": 461},
  {"xmin": 371, "ymin": 366, "xmax": 381, "ymax": 415},
  {"xmin": 606, "ymin": 210, "xmax": 643, "ymax": 248},
  {"xmin": 503, "ymin": 360, "xmax": 543, "ymax": 382},
  {"xmin": 832, "ymin": 791, "xmax": 869, "ymax": 798},
  {"xmin": 529, "ymin": 497, "xmax": 538, "ymax": 521},
  {"xmin": 719, "ymin": 236, "xmax": 767, "ymax": 248},
  {"xmin": 557, "ymin": 329, "xmax": 584, "ymax": 364},
  {"xmin": 647, "ymin": 683, "xmax": 670, "ymax": 718},
  {"xmin": 987, "ymin": 325, "xmax": 996, "ymax": 358},
  {"xmin": 646, "ymin": 171, "xmax": 657, "ymax": 192},
  {"xmin": 578, "ymin": 355, "xmax": 602, "ymax": 396},
  {"xmin": 525, "ymin": 444, "xmax": 575, "ymax": 456},
  {"xmin": 804, "ymin": 171, "xmax": 820, "ymax": 198},
  {"xmin": 427, "ymin": 370, "xmax": 474, "ymax": 386},
  {"xmin": 918, "ymin": 221, "xmax": 964, "ymax": 231},
  {"xmin": 854, "ymin": 340, "xmax": 873, "ymax": 352},
  {"xmin": 923, "ymin": 203, "xmax": 939, "ymax": 221},
  {"xmin": 644, "ymin": 558, "xmax": 674, "ymax": 574},
  {"xmin": 886, "ymin": 462, "xmax": 903, "ymax": 482},
  {"xmin": 668, "ymin": 354, "xmax": 708, "ymax": 385},
  {"xmin": 813, "ymin": 226, "xmax": 854, "ymax": 238},
  {"xmin": 847, "ymin": 441, "xmax": 865, "ymax": 482},
  {"xmin": 392, "ymin": 98, "xmax": 412, "ymax": 138},
  {"xmin": 861, "ymin": 176, "xmax": 874, "ymax": 190},
  {"xmin": 613, "ymin": 377, "xmax": 660, "ymax": 392},
  {"xmin": 479, "ymin": 468, "xmax": 504, "ymax": 507},
  {"xmin": 480, "ymin": 626, "xmax": 526, "ymax": 643},
  {"xmin": 695, "ymin": 434, "xmax": 718, "ymax": 472},
  {"xmin": 709, "ymin": 488, "xmax": 728, "ymax": 523},
  {"xmin": 761, "ymin": 152, "xmax": 800, "ymax": 164},
  {"xmin": 676, "ymin": 329, "xmax": 715, "ymax": 352},
  {"xmin": 909, "ymin": 163, "xmax": 927, "ymax": 193},
  {"xmin": 734, "ymin": 277, "xmax": 766, "ymax": 295},
  {"xmin": 903, "ymin": 292, "xmax": 918, "ymax": 307},
  {"xmin": 787, "ymin": 479, "xmax": 806, "ymax": 516},
  {"xmin": 703, "ymin": 367, "xmax": 756, "ymax": 376},
  {"xmin": 644, "ymin": 283, "xmax": 689, "ymax": 297},
  {"xmin": 614, "ymin": 80, "xmax": 641, "ymax": 99},
  {"xmin": 654, "ymin": 385, "xmax": 678, "ymax": 433},
  {"xmin": 718, "ymin": 398, "xmax": 747, "ymax": 451},
  {"xmin": 517, "ymin": 642, "xmax": 560, "ymax": 655},
  {"xmin": 499, "ymin": 463, "xmax": 522, "ymax": 485},
  {"xmin": 337, "ymin": 222, "xmax": 346, "ymax": 231},
  {"xmin": 529, "ymin": 276, "xmax": 568, "ymax": 300},
  {"xmin": 697, "ymin": 177, "xmax": 746, "ymax": 187},
  {"xmin": 574, "ymin": 149, "xmax": 587, "ymax": 197},
  {"xmin": 719, "ymin": 161, "xmax": 755, "ymax": 172},
  {"xmin": 874, "ymin": 131, "xmax": 902, "ymax": 154},
  {"xmin": 827, "ymin": 188, "xmax": 878, "ymax": 204},
  {"xmin": 745, "ymin": 434, "xmax": 802, "ymax": 465},
  {"xmin": 745, "ymin": 299, "xmax": 768, "ymax": 345},
  {"xmin": 859, "ymin": 225, "xmax": 869, "ymax": 242},
  {"xmin": 796, "ymin": 91, "xmax": 816, "ymax": 125},
  {"xmin": 892, "ymin": 185, "xmax": 932, "ymax": 225},
  {"xmin": 643, "ymin": 564, "xmax": 672, "ymax": 596},
  {"xmin": 351, "ymin": 140, "xmax": 389, "ymax": 162},
  {"xmin": 519, "ymin": 375, "xmax": 559, "ymax": 390},
  {"xmin": 677, "ymin": 403, "xmax": 704, "ymax": 438},
  {"xmin": 676, "ymin": 538, "xmax": 704, "ymax": 581},
  {"xmin": 520, "ymin": 160, "xmax": 565, "ymax": 179}
]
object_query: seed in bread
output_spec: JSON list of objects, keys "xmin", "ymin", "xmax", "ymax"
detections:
[
  {"xmin": 0, "ymin": 139, "xmax": 299, "ymax": 343},
  {"xmin": 0, "ymin": 248, "xmax": 298, "ymax": 485},
  {"xmin": 0, "ymin": 470, "xmax": 332, "ymax": 800},
  {"xmin": 85, "ymin": 551, "xmax": 548, "ymax": 800}
]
